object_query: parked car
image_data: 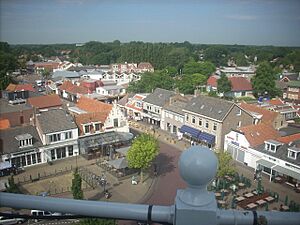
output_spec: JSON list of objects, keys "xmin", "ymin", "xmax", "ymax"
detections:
[{"xmin": 0, "ymin": 216, "xmax": 26, "ymax": 225}]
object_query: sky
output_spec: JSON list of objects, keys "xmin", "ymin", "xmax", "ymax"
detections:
[{"xmin": 1, "ymin": 0, "xmax": 300, "ymax": 46}]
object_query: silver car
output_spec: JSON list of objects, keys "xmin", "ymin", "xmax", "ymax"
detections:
[{"xmin": 0, "ymin": 216, "xmax": 26, "ymax": 225}]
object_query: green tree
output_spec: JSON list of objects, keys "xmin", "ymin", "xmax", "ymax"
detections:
[
  {"xmin": 183, "ymin": 60, "xmax": 215, "ymax": 76},
  {"xmin": 0, "ymin": 42, "xmax": 17, "ymax": 90},
  {"xmin": 175, "ymin": 75, "xmax": 195, "ymax": 94},
  {"xmin": 216, "ymin": 152, "xmax": 235, "ymax": 178},
  {"xmin": 5, "ymin": 176, "xmax": 21, "ymax": 193},
  {"xmin": 71, "ymin": 170, "xmax": 115, "ymax": 225},
  {"xmin": 71, "ymin": 169, "xmax": 84, "ymax": 200},
  {"xmin": 217, "ymin": 73, "xmax": 231, "ymax": 95},
  {"xmin": 251, "ymin": 62, "xmax": 278, "ymax": 98},
  {"xmin": 127, "ymin": 134, "xmax": 159, "ymax": 183},
  {"xmin": 42, "ymin": 69, "xmax": 51, "ymax": 80}
]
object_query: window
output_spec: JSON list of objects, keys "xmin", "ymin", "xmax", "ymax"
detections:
[
  {"xmin": 270, "ymin": 145, "xmax": 276, "ymax": 152},
  {"xmin": 32, "ymin": 154, "xmax": 36, "ymax": 164},
  {"xmin": 51, "ymin": 149, "xmax": 55, "ymax": 160},
  {"xmin": 213, "ymin": 123, "xmax": 217, "ymax": 131},
  {"xmin": 49, "ymin": 133, "xmax": 61, "ymax": 143},
  {"xmin": 288, "ymin": 150, "xmax": 297, "ymax": 160},
  {"xmin": 19, "ymin": 138, "xmax": 33, "ymax": 147},
  {"xmin": 37, "ymin": 152, "xmax": 41, "ymax": 163},
  {"xmin": 205, "ymin": 121, "xmax": 209, "ymax": 128},
  {"xmin": 113, "ymin": 118, "xmax": 119, "ymax": 127},
  {"xmin": 192, "ymin": 117, "xmax": 196, "ymax": 124},
  {"xmin": 186, "ymin": 115, "xmax": 189, "ymax": 122},
  {"xmin": 95, "ymin": 123, "xmax": 101, "ymax": 131},
  {"xmin": 84, "ymin": 125, "xmax": 91, "ymax": 133},
  {"xmin": 65, "ymin": 131, "xmax": 72, "ymax": 139},
  {"xmin": 68, "ymin": 146, "xmax": 73, "ymax": 156},
  {"xmin": 26, "ymin": 155, "xmax": 31, "ymax": 165},
  {"xmin": 199, "ymin": 119, "xmax": 202, "ymax": 126},
  {"xmin": 237, "ymin": 109, "xmax": 242, "ymax": 116}
]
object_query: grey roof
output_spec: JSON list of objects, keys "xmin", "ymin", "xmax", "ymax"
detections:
[
  {"xmin": 0, "ymin": 125, "xmax": 43, "ymax": 154},
  {"xmin": 101, "ymin": 85, "xmax": 123, "ymax": 91},
  {"xmin": 184, "ymin": 96, "xmax": 234, "ymax": 121},
  {"xmin": 279, "ymin": 125, "xmax": 300, "ymax": 136},
  {"xmin": 143, "ymin": 88, "xmax": 175, "ymax": 107},
  {"xmin": 37, "ymin": 109, "xmax": 77, "ymax": 134},
  {"xmin": 0, "ymin": 99, "xmax": 32, "ymax": 114},
  {"xmin": 255, "ymin": 140, "xmax": 300, "ymax": 167},
  {"xmin": 163, "ymin": 95, "xmax": 192, "ymax": 115},
  {"xmin": 52, "ymin": 71, "xmax": 80, "ymax": 78}
]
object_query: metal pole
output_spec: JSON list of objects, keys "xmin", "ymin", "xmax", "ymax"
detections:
[{"xmin": 0, "ymin": 192, "xmax": 173, "ymax": 224}]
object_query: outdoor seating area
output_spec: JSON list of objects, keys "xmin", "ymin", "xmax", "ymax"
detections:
[
  {"xmin": 96, "ymin": 158, "xmax": 138, "ymax": 180},
  {"xmin": 209, "ymin": 172, "xmax": 300, "ymax": 212}
]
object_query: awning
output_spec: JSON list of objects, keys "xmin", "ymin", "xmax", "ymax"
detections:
[
  {"xmin": 256, "ymin": 159, "xmax": 276, "ymax": 168},
  {"xmin": 107, "ymin": 157, "xmax": 128, "ymax": 169},
  {"xmin": 115, "ymin": 146, "xmax": 130, "ymax": 156},
  {"xmin": 273, "ymin": 165, "xmax": 300, "ymax": 180},
  {"xmin": 198, "ymin": 132, "xmax": 215, "ymax": 144},
  {"xmin": 179, "ymin": 125, "xmax": 201, "ymax": 139}
]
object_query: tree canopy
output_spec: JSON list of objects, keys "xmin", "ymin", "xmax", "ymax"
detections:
[
  {"xmin": 251, "ymin": 62, "xmax": 278, "ymax": 98},
  {"xmin": 217, "ymin": 73, "xmax": 231, "ymax": 95},
  {"xmin": 127, "ymin": 134, "xmax": 159, "ymax": 182},
  {"xmin": 216, "ymin": 152, "xmax": 235, "ymax": 178},
  {"xmin": 71, "ymin": 169, "xmax": 84, "ymax": 200},
  {"xmin": 0, "ymin": 42, "xmax": 17, "ymax": 90}
]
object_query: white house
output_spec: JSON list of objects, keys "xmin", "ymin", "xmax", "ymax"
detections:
[
  {"xmin": 224, "ymin": 123, "xmax": 300, "ymax": 184},
  {"xmin": 35, "ymin": 109, "xmax": 79, "ymax": 162}
]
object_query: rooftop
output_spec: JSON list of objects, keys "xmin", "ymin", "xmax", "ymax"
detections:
[
  {"xmin": 184, "ymin": 95, "xmax": 235, "ymax": 121},
  {"xmin": 36, "ymin": 109, "xmax": 77, "ymax": 134},
  {"xmin": 239, "ymin": 123, "xmax": 281, "ymax": 148},
  {"xmin": 76, "ymin": 97, "xmax": 112, "ymax": 113},
  {"xmin": 27, "ymin": 94, "xmax": 62, "ymax": 109},
  {"xmin": 143, "ymin": 88, "xmax": 175, "ymax": 107},
  {"xmin": 0, "ymin": 99, "xmax": 32, "ymax": 114},
  {"xmin": 0, "ymin": 125, "xmax": 43, "ymax": 154},
  {"xmin": 228, "ymin": 77, "xmax": 253, "ymax": 91}
]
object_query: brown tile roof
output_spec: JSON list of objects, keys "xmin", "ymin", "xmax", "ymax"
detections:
[
  {"xmin": 27, "ymin": 94, "xmax": 62, "ymax": 109},
  {"xmin": 240, "ymin": 102, "xmax": 278, "ymax": 125},
  {"xmin": 75, "ymin": 112, "xmax": 108, "ymax": 135},
  {"xmin": 228, "ymin": 77, "xmax": 252, "ymax": 91},
  {"xmin": 277, "ymin": 133, "xmax": 300, "ymax": 144},
  {"xmin": 268, "ymin": 99, "xmax": 284, "ymax": 106},
  {"xmin": 6, "ymin": 83, "xmax": 35, "ymax": 92},
  {"xmin": 206, "ymin": 75, "xmax": 219, "ymax": 87},
  {"xmin": 138, "ymin": 62, "xmax": 153, "ymax": 69},
  {"xmin": 239, "ymin": 123, "xmax": 281, "ymax": 148},
  {"xmin": 0, "ymin": 119, "xmax": 10, "ymax": 130},
  {"xmin": 59, "ymin": 81, "xmax": 89, "ymax": 95},
  {"xmin": 76, "ymin": 97, "xmax": 112, "ymax": 113}
]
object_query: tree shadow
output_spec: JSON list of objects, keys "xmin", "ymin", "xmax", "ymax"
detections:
[{"xmin": 152, "ymin": 153, "xmax": 176, "ymax": 177}]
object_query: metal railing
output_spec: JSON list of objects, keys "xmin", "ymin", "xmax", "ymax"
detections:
[{"xmin": 1, "ymin": 146, "xmax": 300, "ymax": 225}]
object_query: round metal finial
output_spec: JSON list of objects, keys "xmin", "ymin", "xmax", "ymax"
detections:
[{"xmin": 179, "ymin": 145, "xmax": 218, "ymax": 188}]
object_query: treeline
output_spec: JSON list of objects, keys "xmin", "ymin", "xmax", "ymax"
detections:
[{"xmin": 9, "ymin": 41, "xmax": 300, "ymax": 71}]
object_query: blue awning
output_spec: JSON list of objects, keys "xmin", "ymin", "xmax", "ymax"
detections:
[
  {"xmin": 198, "ymin": 131, "xmax": 215, "ymax": 144},
  {"xmin": 179, "ymin": 125, "xmax": 201, "ymax": 139}
]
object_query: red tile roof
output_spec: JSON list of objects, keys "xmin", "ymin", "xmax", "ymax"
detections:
[
  {"xmin": 0, "ymin": 119, "xmax": 10, "ymax": 130},
  {"xmin": 28, "ymin": 94, "xmax": 62, "ymax": 109},
  {"xmin": 277, "ymin": 133, "xmax": 300, "ymax": 144},
  {"xmin": 268, "ymin": 99, "xmax": 284, "ymax": 106},
  {"xmin": 76, "ymin": 97, "xmax": 112, "ymax": 113},
  {"xmin": 240, "ymin": 102, "xmax": 278, "ymax": 125},
  {"xmin": 206, "ymin": 75, "xmax": 219, "ymax": 88},
  {"xmin": 59, "ymin": 81, "xmax": 89, "ymax": 95},
  {"xmin": 239, "ymin": 123, "xmax": 281, "ymax": 148},
  {"xmin": 228, "ymin": 77, "xmax": 252, "ymax": 91},
  {"xmin": 75, "ymin": 112, "xmax": 107, "ymax": 135},
  {"xmin": 6, "ymin": 83, "xmax": 35, "ymax": 92}
]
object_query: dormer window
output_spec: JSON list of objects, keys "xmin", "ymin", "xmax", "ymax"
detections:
[
  {"xmin": 288, "ymin": 147, "xmax": 300, "ymax": 160},
  {"xmin": 16, "ymin": 133, "xmax": 33, "ymax": 148},
  {"xmin": 264, "ymin": 140, "xmax": 283, "ymax": 153}
]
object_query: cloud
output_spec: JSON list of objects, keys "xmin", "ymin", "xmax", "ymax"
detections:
[{"xmin": 225, "ymin": 15, "xmax": 258, "ymax": 20}]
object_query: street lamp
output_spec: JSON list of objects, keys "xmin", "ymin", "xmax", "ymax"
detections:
[{"xmin": 75, "ymin": 152, "xmax": 78, "ymax": 169}]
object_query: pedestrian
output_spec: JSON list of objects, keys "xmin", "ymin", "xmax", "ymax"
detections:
[
  {"xmin": 253, "ymin": 172, "xmax": 256, "ymax": 181},
  {"xmin": 279, "ymin": 204, "xmax": 284, "ymax": 211}
]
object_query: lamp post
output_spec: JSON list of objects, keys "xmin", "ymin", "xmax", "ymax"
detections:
[{"xmin": 75, "ymin": 152, "xmax": 78, "ymax": 169}]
